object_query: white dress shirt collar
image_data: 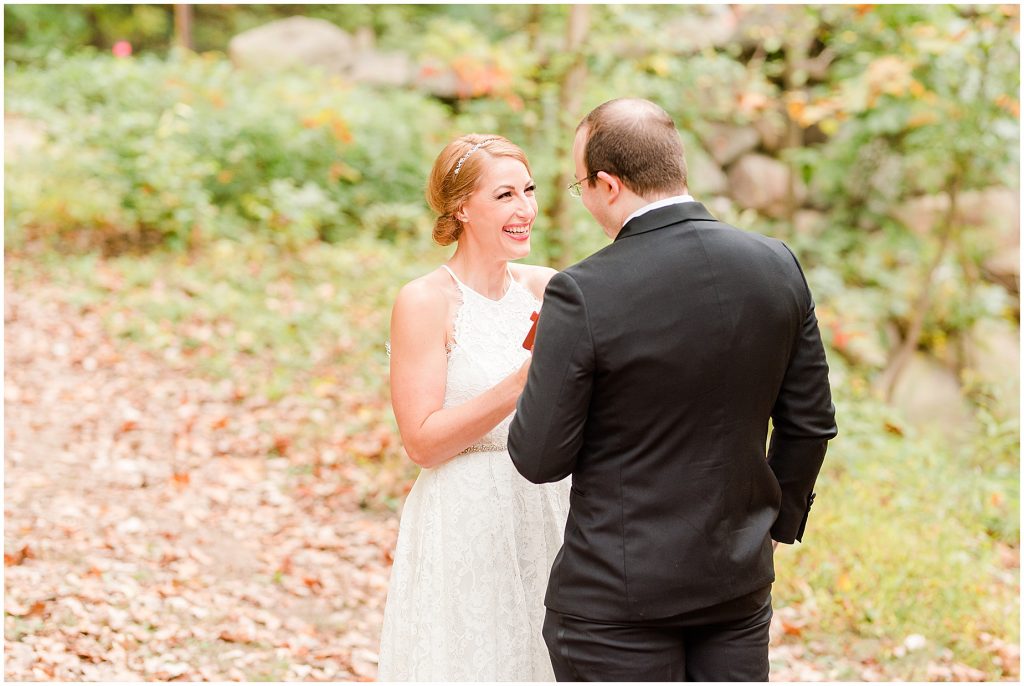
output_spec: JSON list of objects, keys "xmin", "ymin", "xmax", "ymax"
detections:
[{"xmin": 622, "ymin": 194, "xmax": 695, "ymax": 229}]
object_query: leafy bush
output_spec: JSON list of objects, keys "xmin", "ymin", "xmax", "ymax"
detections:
[{"xmin": 5, "ymin": 51, "xmax": 450, "ymax": 251}]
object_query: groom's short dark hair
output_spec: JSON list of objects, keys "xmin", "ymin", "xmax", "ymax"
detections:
[{"xmin": 579, "ymin": 98, "xmax": 688, "ymax": 198}]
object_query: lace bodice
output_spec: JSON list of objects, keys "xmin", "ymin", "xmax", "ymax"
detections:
[{"xmin": 442, "ymin": 265, "xmax": 539, "ymax": 451}]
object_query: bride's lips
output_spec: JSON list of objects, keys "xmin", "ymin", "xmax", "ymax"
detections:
[{"xmin": 502, "ymin": 223, "xmax": 532, "ymax": 242}]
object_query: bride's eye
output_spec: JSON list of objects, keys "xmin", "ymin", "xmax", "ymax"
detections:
[{"xmin": 525, "ymin": 185, "xmax": 536, "ymax": 195}]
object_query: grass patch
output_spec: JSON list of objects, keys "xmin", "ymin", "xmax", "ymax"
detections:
[{"xmin": 774, "ymin": 386, "xmax": 1019, "ymax": 677}]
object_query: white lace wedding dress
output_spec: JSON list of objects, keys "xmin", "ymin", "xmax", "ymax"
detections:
[{"xmin": 377, "ymin": 266, "xmax": 570, "ymax": 681}]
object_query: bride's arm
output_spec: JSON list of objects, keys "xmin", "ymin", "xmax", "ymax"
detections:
[{"xmin": 390, "ymin": 279, "xmax": 529, "ymax": 469}]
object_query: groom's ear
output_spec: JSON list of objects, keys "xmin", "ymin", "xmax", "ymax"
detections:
[{"xmin": 596, "ymin": 171, "xmax": 622, "ymax": 202}]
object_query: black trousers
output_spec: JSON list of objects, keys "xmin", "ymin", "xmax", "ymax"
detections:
[{"xmin": 542, "ymin": 586, "xmax": 773, "ymax": 682}]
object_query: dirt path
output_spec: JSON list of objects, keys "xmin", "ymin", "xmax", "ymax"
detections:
[
  {"xmin": 4, "ymin": 280, "xmax": 397, "ymax": 680},
  {"xmin": 4, "ymin": 274, "xmax": 841, "ymax": 681}
]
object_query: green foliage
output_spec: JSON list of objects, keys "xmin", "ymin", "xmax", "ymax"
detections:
[
  {"xmin": 4, "ymin": 5, "xmax": 172, "ymax": 62},
  {"xmin": 5, "ymin": 51, "xmax": 449, "ymax": 251},
  {"xmin": 3, "ymin": 5, "xmax": 94, "ymax": 63}
]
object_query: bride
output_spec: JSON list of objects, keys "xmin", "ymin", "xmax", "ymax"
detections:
[{"xmin": 377, "ymin": 134, "xmax": 570, "ymax": 681}]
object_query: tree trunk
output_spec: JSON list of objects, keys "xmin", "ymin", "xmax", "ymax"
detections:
[
  {"xmin": 782, "ymin": 39, "xmax": 809, "ymax": 222},
  {"xmin": 545, "ymin": 4, "xmax": 591, "ymax": 269},
  {"xmin": 879, "ymin": 178, "xmax": 962, "ymax": 401},
  {"xmin": 523, "ymin": 5, "xmax": 546, "ymax": 155},
  {"xmin": 174, "ymin": 5, "xmax": 194, "ymax": 51}
]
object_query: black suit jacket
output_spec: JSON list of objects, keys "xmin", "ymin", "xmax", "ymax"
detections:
[{"xmin": 508, "ymin": 202, "xmax": 837, "ymax": 622}]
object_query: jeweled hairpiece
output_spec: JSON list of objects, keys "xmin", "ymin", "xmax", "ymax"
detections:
[{"xmin": 452, "ymin": 142, "xmax": 484, "ymax": 177}]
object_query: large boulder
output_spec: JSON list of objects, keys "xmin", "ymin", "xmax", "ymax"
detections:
[
  {"xmin": 893, "ymin": 186, "xmax": 1018, "ymax": 239},
  {"xmin": 728, "ymin": 153, "xmax": 807, "ymax": 218},
  {"xmin": 230, "ymin": 17, "xmax": 423, "ymax": 90},
  {"xmin": 348, "ymin": 50, "xmax": 414, "ymax": 87},
  {"xmin": 229, "ymin": 17, "xmax": 356, "ymax": 75},
  {"xmin": 962, "ymin": 187, "xmax": 1020, "ymax": 293},
  {"xmin": 699, "ymin": 122, "xmax": 760, "ymax": 167},
  {"xmin": 752, "ymin": 109, "xmax": 789, "ymax": 154},
  {"xmin": 893, "ymin": 187, "xmax": 1019, "ymax": 292},
  {"xmin": 982, "ymin": 250, "xmax": 1019, "ymax": 294},
  {"xmin": 887, "ymin": 353, "xmax": 973, "ymax": 435},
  {"xmin": 793, "ymin": 209, "xmax": 827, "ymax": 239},
  {"xmin": 733, "ymin": 5, "xmax": 794, "ymax": 49},
  {"xmin": 891, "ymin": 194, "xmax": 950, "ymax": 237},
  {"xmin": 685, "ymin": 142, "xmax": 728, "ymax": 197},
  {"xmin": 412, "ymin": 61, "xmax": 463, "ymax": 100},
  {"xmin": 958, "ymin": 186, "xmax": 1020, "ymax": 236},
  {"xmin": 662, "ymin": 6, "xmax": 739, "ymax": 53},
  {"xmin": 963, "ymin": 318, "xmax": 1020, "ymax": 417}
]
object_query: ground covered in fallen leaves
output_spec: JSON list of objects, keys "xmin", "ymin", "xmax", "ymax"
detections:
[
  {"xmin": 4, "ymin": 271, "xmax": 1015, "ymax": 681},
  {"xmin": 5, "ymin": 280, "xmax": 395, "ymax": 680}
]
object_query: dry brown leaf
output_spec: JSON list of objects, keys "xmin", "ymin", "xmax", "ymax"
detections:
[{"xmin": 4, "ymin": 544, "xmax": 33, "ymax": 566}]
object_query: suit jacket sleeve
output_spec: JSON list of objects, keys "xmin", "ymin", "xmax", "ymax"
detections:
[
  {"xmin": 769, "ymin": 245, "xmax": 839, "ymax": 544},
  {"xmin": 508, "ymin": 271, "xmax": 595, "ymax": 484}
]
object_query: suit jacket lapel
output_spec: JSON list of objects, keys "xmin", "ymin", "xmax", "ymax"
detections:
[{"xmin": 615, "ymin": 201, "xmax": 717, "ymax": 242}]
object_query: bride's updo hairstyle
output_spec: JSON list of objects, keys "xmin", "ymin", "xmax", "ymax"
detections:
[{"xmin": 426, "ymin": 134, "xmax": 532, "ymax": 246}]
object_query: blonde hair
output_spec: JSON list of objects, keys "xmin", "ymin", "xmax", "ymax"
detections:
[{"xmin": 426, "ymin": 134, "xmax": 532, "ymax": 246}]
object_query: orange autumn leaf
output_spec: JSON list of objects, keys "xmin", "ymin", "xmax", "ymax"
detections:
[
  {"xmin": 781, "ymin": 618, "xmax": 804, "ymax": 636},
  {"xmin": 996, "ymin": 94, "xmax": 1020, "ymax": 117},
  {"xmin": 786, "ymin": 98, "xmax": 807, "ymax": 123},
  {"xmin": 883, "ymin": 421, "xmax": 904, "ymax": 436},
  {"xmin": 4, "ymin": 545, "xmax": 33, "ymax": 567},
  {"xmin": 330, "ymin": 118, "xmax": 353, "ymax": 144},
  {"xmin": 907, "ymin": 111, "xmax": 940, "ymax": 128}
]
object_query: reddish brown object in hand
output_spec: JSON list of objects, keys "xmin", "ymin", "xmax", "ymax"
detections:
[{"xmin": 522, "ymin": 311, "xmax": 539, "ymax": 351}]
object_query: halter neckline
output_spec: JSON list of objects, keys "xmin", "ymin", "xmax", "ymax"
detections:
[{"xmin": 441, "ymin": 264, "xmax": 516, "ymax": 303}]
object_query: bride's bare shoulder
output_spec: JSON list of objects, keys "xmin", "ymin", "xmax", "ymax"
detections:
[
  {"xmin": 394, "ymin": 268, "xmax": 458, "ymax": 318},
  {"xmin": 511, "ymin": 263, "xmax": 559, "ymax": 301}
]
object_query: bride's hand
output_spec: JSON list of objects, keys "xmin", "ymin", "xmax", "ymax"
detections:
[{"xmin": 513, "ymin": 355, "xmax": 532, "ymax": 392}]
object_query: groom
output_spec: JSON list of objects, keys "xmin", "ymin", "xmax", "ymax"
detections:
[{"xmin": 508, "ymin": 98, "xmax": 837, "ymax": 681}]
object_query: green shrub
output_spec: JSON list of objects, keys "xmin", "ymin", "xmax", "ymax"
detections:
[{"xmin": 5, "ymin": 51, "xmax": 450, "ymax": 251}]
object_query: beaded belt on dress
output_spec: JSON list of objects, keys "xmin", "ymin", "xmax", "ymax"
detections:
[{"xmin": 458, "ymin": 441, "xmax": 506, "ymax": 455}]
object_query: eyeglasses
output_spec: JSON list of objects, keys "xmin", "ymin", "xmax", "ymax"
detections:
[{"xmin": 568, "ymin": 172, "xmax": 599, "ymax": 198}]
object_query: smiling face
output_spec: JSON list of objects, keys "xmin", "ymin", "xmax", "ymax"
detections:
[{"xmin": 457, "ymin": 155, "xmax": 538, "ymax": 260}]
